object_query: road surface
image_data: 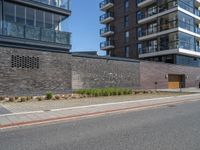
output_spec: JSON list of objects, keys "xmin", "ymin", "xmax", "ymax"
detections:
[{"xmin": 0, "ymin": 100, "xmax": 200, "ymax": 150}]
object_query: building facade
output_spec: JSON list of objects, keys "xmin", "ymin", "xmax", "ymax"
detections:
[
  {"xmin": 0, "ymin": 0, "xmax": 71, "ymax": 52},
  {"xmin": 100, "ymin": 0, "xmax": 200, "ymax": 67}
]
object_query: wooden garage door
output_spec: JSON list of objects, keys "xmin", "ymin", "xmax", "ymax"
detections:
[{"xmin": 168, "ymin": 75, "xmax": 182, "ymax": 89}]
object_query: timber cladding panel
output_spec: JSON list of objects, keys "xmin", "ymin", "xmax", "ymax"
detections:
[{"xmin": 140, "ymin": 61, "xmax": 200, "ymax": 89}]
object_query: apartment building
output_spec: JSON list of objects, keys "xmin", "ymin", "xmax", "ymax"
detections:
[
  {"xmin": 100, "ymin": 0, "xmax": 200, "ymax": 67},
  {"xmin": 0, "ymin": 0, "xmax": 71, "ymax": 52}
]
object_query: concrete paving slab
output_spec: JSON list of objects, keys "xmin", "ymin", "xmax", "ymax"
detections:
[{"xmin": 0, "ymin": 105, "xmax": 11, "ymax": 114}]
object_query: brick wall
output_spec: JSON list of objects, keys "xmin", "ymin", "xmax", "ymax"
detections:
[
  {"xmin": 140, "ymin": 61, "xmax": 200, "ymax": 89},
  {"xmin": 1, "ymin": 46, "xmax": 200, "ymax": 96},
  {"xmin": 0, "ymin": 47, "xmax": 72, "ymax": 96},
  {"xmin": 71, "ymin": 55, "xmax": 140, "ymax": 89}
]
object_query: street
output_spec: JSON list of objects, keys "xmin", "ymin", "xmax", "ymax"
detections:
[{"xmin": 0, "ymin": 100, "xmax": 200, "ymax": 150}]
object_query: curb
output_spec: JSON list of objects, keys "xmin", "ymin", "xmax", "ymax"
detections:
[{"xmin": 1, "ymin": 98, "xmax": 199, "ymax": 130}]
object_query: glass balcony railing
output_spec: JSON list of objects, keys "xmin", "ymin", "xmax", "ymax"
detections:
[
  {"xmin": 99, "ymin": 0, "xmax": 114, "ymax": 9},
  {"xmin": 139, "ymin": 40, "xmax": 179, "ymax": 54},
  {"xmin": 100, "ymin": 12, "xmax": 114, "ymax": 22},
  {"xmin": 100, "ymin": 40, "xmax": 114, "ymax": 49},
  {"xmin": 179, "ymin": 20, "xmax": 200, "ymax": 35},
  {"xmin": 32, "ymin": 0, "xmax": 70, "ymax": 10},
  {"xmin": 138, "ymin": 20, "xmax": 178, "ymax": 37},
  {"xmin": 100, "ymin": 26, "xmax": 114, "ymax": 36},
  {"xmin": 139, "ymin": 40, "xmax": 200, "ymax": 55},
  {"xmin": 2, "ymin": 22, "xmax": 71, "ymax": 46},
  {"xmin": 178, "ymin": 0, "xmax": 200, "ymax": 17},
  {"xmin": 137, "ymin": 0, "xmax": 178, "ymax": 21}
]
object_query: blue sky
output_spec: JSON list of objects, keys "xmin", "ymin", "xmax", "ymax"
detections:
[{"xmin": 69, "ymin": 0, "xmax": 105, "ymax": 55}]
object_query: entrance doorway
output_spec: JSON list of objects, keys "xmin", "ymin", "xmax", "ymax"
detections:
[{"xmin": 168, "ymin": 74, "xmax": 185, "ymax": 89}]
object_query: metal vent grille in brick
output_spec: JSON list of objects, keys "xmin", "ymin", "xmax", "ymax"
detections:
[{"xmin": 11, "ymin": 55, "xmax": 39, "ymax": 69}]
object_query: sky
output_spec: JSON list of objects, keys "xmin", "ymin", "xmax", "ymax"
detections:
[{"xmin": 69, "ymin": 0, "xmax": 105, "ymax": 55}]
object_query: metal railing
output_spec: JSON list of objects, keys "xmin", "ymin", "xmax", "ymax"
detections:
[{"xmin": 100, "ymin": 40, "xmax": 114, "ymax": 49}]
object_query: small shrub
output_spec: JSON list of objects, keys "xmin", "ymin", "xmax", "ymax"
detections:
[
  {"xmin": 0, "ymin": 96, "xmax": 5, "ymax": 101},
  {"xmin": 36, "ymin": 97, "xmax": 43, "ymax": 101},
  {"xmin": 26, "ymin": 96, "xmax": 32, "ymax": 101},
  {"xmin": 46, "ymin": 92, "xmax": 53, "ymax": 100},
  {"xmin": 20, "ymin": 97, "xmax": 26, "ymax": 102},
  {"xmin": 55, "ymin": 95, "xmax": 60, "ymax": 100},
  {"xmin": 75, "ymin": 88, "xmax": 132, "ymax": 97},
  {"xmin": 8, "ymin": 97, "xmax": 15, "ymax": 102},
  {"xmin": 15, "ymin": 97, "xmax": 19, "ymax": 100}
]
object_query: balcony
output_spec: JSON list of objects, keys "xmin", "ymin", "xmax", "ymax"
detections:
[
  {"xmin": 137, "ymin": 0, "xmax": 178, "ymax": 23},
  {"xmin": 100, "ymin": 40, "xmax": 115, "ymax": 50},
  {"xmin": 1, "ymin": 22, "xmax": 71, "ymax": 50},
  {"xmin": 100, "ymin": 26, "xmax": 114, "ymax": 37},
  {"xmin": 100, "ymin": 12, "xmax": 114, "ymax": 24},
  {"xmin": 137, "ymin": 0, "xmax": 156, "ymax": 8},
  {"xmin": 138, "ymin": 20, "xmax": 178, "ymax": 39},
  {"xmin": 100, "ymin": 0, "xmax": 114, "ymax": 11},
  {"xmin": 32, "ymin": 0, "xmax": 70, "ymax": 10}
]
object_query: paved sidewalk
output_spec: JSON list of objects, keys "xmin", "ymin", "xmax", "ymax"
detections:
[
  {"xmin": 0, "ymin": 94, "xmax": 200, "ymax": 129},
  {"xmin": 0, "ymin": 93, "xmax": 186, "ymax": 113}
]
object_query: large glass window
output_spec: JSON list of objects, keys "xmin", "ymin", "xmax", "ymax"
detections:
[
  {"xmin": 26, "ymin": 7, "xmax": 35, "ymax": 26},
  {"xmin": 178, "ymin": 12, "xmax": 194, "ymax": 32},
  {"xmin": 16, "ymin": 4, "xmax": 25, "ymax": 24},
  {"xmin": 179, "ymin": 32, "xmax": 195, "ymax": 51},
  {"xmin": 45, "ymin": 12, "xmax": 53, "ymax": 29},
  {"xmin": 3, "ymin": 1, "xmax": 70, "ymax": 46},
  {"xmin": 60, "ymin": 16, "xmax": 68, "ymax": 32},
  {"xmin": 36, "ymin": 9, "xmax": 44, "ymax": 28},
  {"xmin": 176, "ymin": 55, "xmax": 200, "ymax": 67},
  {"xmin": 54, "ymin": 14, "xmax": 60, "ymax": 30},
  {"xmin": 4, "ymin": 2, "xmax": 15, "ymax": 22},
  {"xmin": 178, "ymin": 0, "xmax": 194, "ymax": 13}
]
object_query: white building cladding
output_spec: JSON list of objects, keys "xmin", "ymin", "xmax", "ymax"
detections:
[
  {"xmin": 137, "ymin": 0, "xmax": 200, "ymax": 67},
  {"xmin": 0, "ymin": 0, "xmax": 71, "ymax": 52}
]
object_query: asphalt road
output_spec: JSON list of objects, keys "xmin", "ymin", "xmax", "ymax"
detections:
[{"xmin": 1, "ymin": 100, "xmax": 200, "ymax": 150}]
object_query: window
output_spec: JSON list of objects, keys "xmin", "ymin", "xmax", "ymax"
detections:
[
  {"xmin": 45, "ymin": 12, "xmax": 53, "ymax": 29},
  {"xmin": 148, "ymin": 22, "xmax": 157, "ymax": 34},
  {"xmin": 54, "ymin": 14, "xmax": 60, "ymax": 30},
  {"xmin": 124, "ymin": 15, "xmax": 129, "ymax": 28},
  {"xmin": 4, "ymin": 2, "xmax": 15, "ymax": 22},
  {"xmin": 124, "ymin": 31, "xmax": 130, "ymax": 43},
  {"xmin": 36, "ymin": 9, "xmax": 44, "ymax": 28},
  {"xmin": 60, "ymin": 16, "xmax": 68, "ymax": 32},
  {"xmin": 26, "ymin": 7, "xmax": 35, "ymax": 26},
  {"xmin": 148, "ymin": 40, "xmax": 157, "ymax": 53},
  {"xmin": 125, "ymin": 46, "xmax": 130, "ymax": 57},
  {"xmin": 124, "ymin": 0, "xmax": 129, "ymax": 12},
  {"xmin": 179, "ymin": 32, "xmax": 195, "ymax": 51},
  {"xmin": 147, "ymin": 5, "xmax": 157, "ymax": 17},
  {"xmin": 16, "ymin": 4, "xmax": 25, "ymax": 24}
]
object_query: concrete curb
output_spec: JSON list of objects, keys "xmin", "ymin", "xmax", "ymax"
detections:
[{"xmin": 1, "ymin": 95, "xmax": 200, "ymax": 130}]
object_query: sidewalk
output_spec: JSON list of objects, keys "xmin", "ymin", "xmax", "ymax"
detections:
[{"xmin": 0, "ymin": 93, "xmax": 200, "ymax": 130}]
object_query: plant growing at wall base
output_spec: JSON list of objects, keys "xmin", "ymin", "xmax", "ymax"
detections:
[{"xmin": 46, "ymin": 92, "xmax": 53, "ymax": 100}]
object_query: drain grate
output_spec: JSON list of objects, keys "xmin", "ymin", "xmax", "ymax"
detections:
[{"xmin": 167, "ymin": 105, "xmax": 176, "ymax": 108}]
